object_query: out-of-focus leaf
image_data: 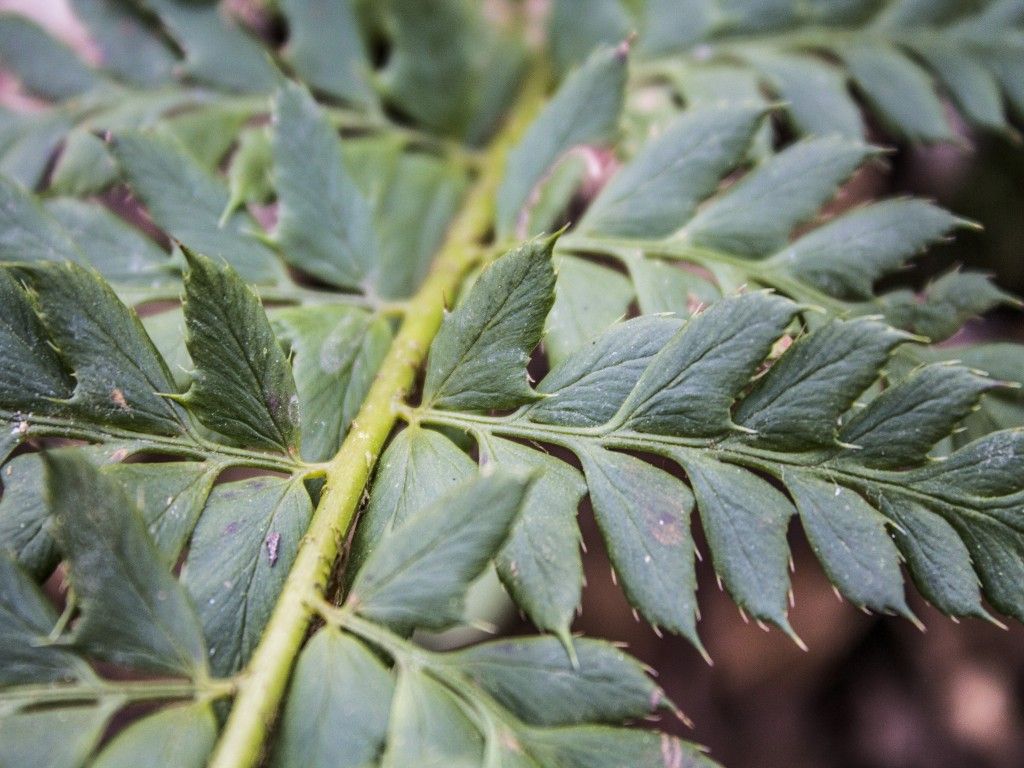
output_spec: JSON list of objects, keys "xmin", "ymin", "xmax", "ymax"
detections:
[
  {"xmin": 272, "ymin": 627, "xmax": 394, "ymax": 768},
  {"xmin": 0, "ymin": 14, "xmax": 99, "ymax": 99},
  {"xmin": 0, "ymin": 707, "xmax": 110, "ymax": 768},
  {"xmin": 45, "ymin": 452, "xmax": 208, "ymax": 677},
  {"xmin": 144, "ymin": 0, "xmax": 279, "ymax": 93},
  {"xmin": 0, "ymin": 552, "xmax": 90, "ymax": 685},
  {"xmin": 272, "ymin": 305, "xmax": 391, "ymax": 462},
  {"xmin": 381, "ymin": 666, "xmax": 484, "ymax": 768},
  {"xmin": 91, "ymin": 703, "xmax": 217, "ymax": 768},
  {"xmin": 497, "ymin": 45, "xmax": 627, "ymax": 238},
  {"xmin": 280, "ymin": 0, "xmax": 376, "ymax": 108},
  {"xmin": 271, "ymin": 83, "xmax": 379, "ymax": 291},
  {"xmin": 545, "ymin": 256, "xmax": 634, "ymax": 367},
  {"xmin": 111, "ymin": 131, "xmax": 284, "ymax": 284}
]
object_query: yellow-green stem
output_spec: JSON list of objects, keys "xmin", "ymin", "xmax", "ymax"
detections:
[{"xmin": 206, "ymin": 64, "xmax": 549, "ymax": 768}]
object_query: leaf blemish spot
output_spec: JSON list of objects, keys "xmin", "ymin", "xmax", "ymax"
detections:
[
  {"xmin": 110, "ymin": 388, "xmax": 130, "ymax": 411},
  {"xmin": 266, "ymin": 532, "xmax": 281, "ymax": 566}
]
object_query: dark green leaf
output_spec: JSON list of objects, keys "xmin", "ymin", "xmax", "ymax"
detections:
[
  {"xmin": 183, "ymin": 476, "xmax": 313, "ymax": 676},
  {"xmin": 942, "ymin": 496, "xmax": 1024, "ymax": 623},
  {"xmin": 422, "ymin": 236, "xmax": 556, "ymax": 411},
  {"xmin": 0, "ymin": 268, "xmax": 74, "ymax": 412},
  {"xmin": 839, "ymin": 364, "xmax": 998, "ymax": 468},
  {"xmin": 785, "ymin": 472, "xmax": 910, "ymax": 616},
  {"xmin": 909, "ymin": 430, "xmax": 1024, "ymax": 499},
  {"xmin": 14, "ymin": 262, "xmax": 185, "ymax": 435},
  {"xmin": 348, "ymin": 471, "xmax": 532, "ymax": 634},
  {"xmin": 578, "ymin": 446, "xmax": 701, "ymax": 647},
  {"xmin": 178, "ymin": 249, "xmax": 300, "ymax": 454},
  {"xmin": 623, "ymin": 292, "xmax": 798, "ymax": 437},
  {"xmin": 415, "ymin": 261, "xmax": 1023, "ymax": 640},
  {"xmin": 532, "ymin": 315, "xmax": 680, "ymax": 428},
  {"xmin": 677, "ymin": 454, "xmax": 796, "ymax": 634},
  {"xmin": 449, "ymin": 636, "xmax": 668, "ymax": 726},
  {"xmin": 735, "ymin": 318, "xmax": 909, "ymax": 448},
  {"xmin": 480, "ymin": 434, "xmax": 586, "ymax": 640},
  {"xmin": 878, "ymin": 494, "xmax": 987, "ymax": 618}
]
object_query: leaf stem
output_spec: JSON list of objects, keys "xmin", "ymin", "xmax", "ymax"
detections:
[
  {"xmin": 4, "ymin": 411, "xmax": 308, "ymax": 474},
  {"xmin": 0, "ymin": 677, "xmax": 235, "ymax": 709},
  {"xmin": 206, "ymin": 62, "xmax": 551, "ymax": 768},
  {"xmin": 558, "ymin": 233, "xmax": 852, "ymax": 315},
  {"xmin": 313, "ymin": 600, "xmax": 432, "ymax": 666},
  {"xmin": 415, "ymin": 408, "xmax": 998, "ymax": 530}
]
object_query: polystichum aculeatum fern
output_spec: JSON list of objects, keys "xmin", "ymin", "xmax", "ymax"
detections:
[{"xmin": 0, "ymin": 2, "xmax": 1023, "ymax": 768}]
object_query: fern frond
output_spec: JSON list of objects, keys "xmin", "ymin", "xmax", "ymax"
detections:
[
  {"xmin": 396, "ymin": 239, "xmax": 1024, "ymax": 648},
  {"xmin": 0, "ymin": 4, "xmax": 1022, "ymax": 767}
]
